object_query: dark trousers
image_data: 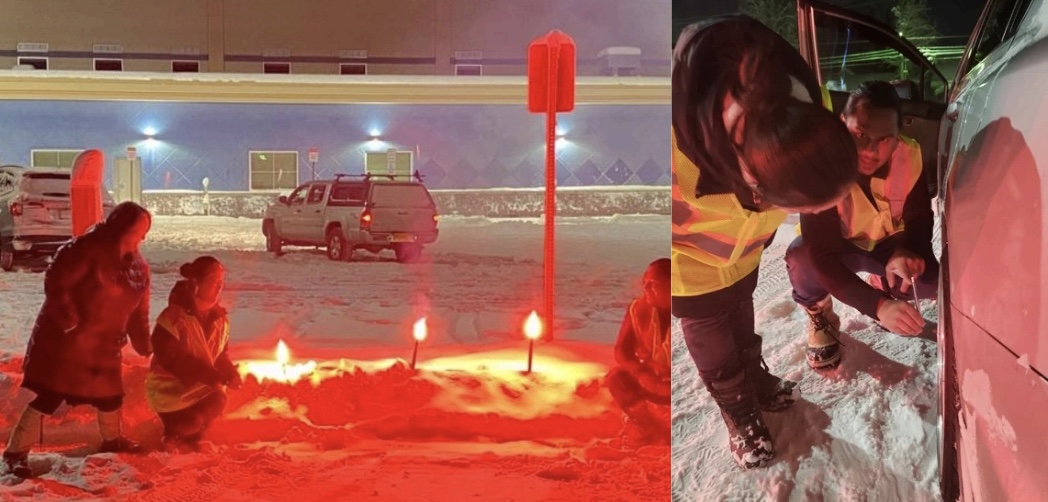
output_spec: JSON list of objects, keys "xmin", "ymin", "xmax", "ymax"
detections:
[
  {"xmin": 158, "ymin": 390, "xmax": 227, "ymax": 440},
  {"xmin": 785, "ymin": 234, "xmax": 939, "ymax": 309},
  {"xmin": 678, "ymin": 269, "xmax": 761, "ymax": 382},
  {"xmin": 28, "ymin": 389, "xmax": 122, "ymax": 415},
  {"xmin": 606, "ymin": 367, "xmax": 670, "ymax": 409}
]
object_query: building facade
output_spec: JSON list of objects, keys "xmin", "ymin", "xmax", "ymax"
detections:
[{"xmin": 0, "ymin": 0, "xmax": 671, "ymax": 77}]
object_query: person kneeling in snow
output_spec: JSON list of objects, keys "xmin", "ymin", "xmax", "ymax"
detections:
[
  {"xmin": 786, "ymin": 80, "xmax": 938, "ymax": 371},
  {"xmin": 605, "ymin": 258, "xmax": 671, "ymax": 446},
  {"xmin": 146, "ymin": 256, "xmax": 242, "ymax": 452}
]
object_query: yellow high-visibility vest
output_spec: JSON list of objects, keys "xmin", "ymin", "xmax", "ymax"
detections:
[
  {"xmin": 838, "ymin": 135, "xmax": 924, "ymax": 251},
  {"xmin": 671, "ymin": 129, "xmax": 786, "ymax": 296},
  {"xmin": 145, "ymin": 306, "xmax": 231, "ymax": 414}
]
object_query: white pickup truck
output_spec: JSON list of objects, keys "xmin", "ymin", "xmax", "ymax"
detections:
[{"xmin": 262, "ymin": 174, "xmax": 439, "ymax": 263}]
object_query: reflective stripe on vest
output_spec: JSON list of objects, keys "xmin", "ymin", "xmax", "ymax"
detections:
[
  {"xmin": 671, "ymin": 128, "xmax": 786, "ymax": 296},
  {"xmin": 839, "ymin": 135, "xmax": 923, "ymax": 251}
]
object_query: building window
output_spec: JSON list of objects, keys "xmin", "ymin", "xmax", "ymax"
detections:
[
  {"xmin": 172, "ymin": 61, "xmax": 200, "ymax": 73},
  {"xmin": 17, "ymin": 57, "xmax": 47, "ymax": 70},
  {"xmin": 263, "ymin": 62, "xmax": 291, "ymax": 74},
  {"xmin": 364, "ymin": 150, "xmax": 414, "ymax": 178},
  {"xmin": 249, "ymin": 151, "xmax": 299, "ymax": 191},
  {"xmin": 94, "ymin": 59, "xmax": 123, "ymax": 71},
  {"xmin": 340, "ymin": 63, "xmax": 367, "ymax": 75},
  {"xmin": 31, "ymin": 150, "xmax": 85, "ymax": 169},
  {"xmin": 455, "ymin": 64, "xmax": 482, "ymax": 76}
]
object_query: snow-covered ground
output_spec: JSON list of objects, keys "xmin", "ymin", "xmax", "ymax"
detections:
[
  {"xmin": 671, "ymin": 218, "xmax": 943, "ymax": 502},
  {"xmin": 0, "ymin": 214, "xmax": 670, "ymax": 501}
]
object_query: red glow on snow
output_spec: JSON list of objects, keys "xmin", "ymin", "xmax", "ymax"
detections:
[{"xmin": 524, "ymin": 311, "xmax": 542, "ymax": 340}]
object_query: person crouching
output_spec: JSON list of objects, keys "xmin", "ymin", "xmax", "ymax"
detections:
[{"xmin": 146, "ymin": 256, "xmax": 241, "ymax": 452}]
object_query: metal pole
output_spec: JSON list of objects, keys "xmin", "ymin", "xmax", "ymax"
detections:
[{"xmin": 543, "ymin": 43, "xmax": 558, "ymax": 342}]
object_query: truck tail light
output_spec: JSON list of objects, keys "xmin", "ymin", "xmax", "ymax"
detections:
[
  {"xmin": 8, "ymin": 200, "xmax": 22, "ymax": 217},
  {"xmin": 361, "ymin": 209, "xmax": 373, "ymax": 229}
]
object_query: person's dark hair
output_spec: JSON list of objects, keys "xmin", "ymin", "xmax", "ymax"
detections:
[
  {"xmin": 179, "ymin": 256, "xmax": 223, "ymax": 281},
  {"xmin": 672, "ymin": 16, "xmax": 859, "ymax": 209},
  {"xmin": 645, "ymin": 258, "xmax": 671, "ymax": 281},
  {"xmin": 97, "ymin": 201, "xmax": 152, "ymax": 239},
  {"xmin": 842, "ymin": 80, "xmax": 903, "ymax": 128}
]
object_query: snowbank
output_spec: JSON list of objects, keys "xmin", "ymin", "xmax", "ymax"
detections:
[{"xmin": 142, "ymin": 187, "xmax": 670, "ymax": 218}]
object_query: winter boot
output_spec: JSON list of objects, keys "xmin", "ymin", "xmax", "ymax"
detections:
[
  {"xmin": 704, "ymin": 370, "xmax": 775, "ymax": 469},
  {"xmin": 619, "ymin": 402, "xmax": 669, "ymax": 448},
  {"xmin": 2, "ymin": 407, "xmax": 43, "ymax": 478},
  {"xmin": 804, "ymin": 296, "xmax": 842, "ymax": 370},
  {"xmin": 97, "ymin": 410, "xmax": 142, "ymax": 454},
  {"xmin": 740, "ymin": 336, "xmax": 799, "ymax": 412}
]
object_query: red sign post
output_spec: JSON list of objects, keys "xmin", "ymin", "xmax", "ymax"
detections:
[
  {"xmin": 527, "ymin": 30, "xmax": 575, "ymax": 341},
  {"xmin": 70, "ymin": 149, "xmax": 105, "ymax": 237}
]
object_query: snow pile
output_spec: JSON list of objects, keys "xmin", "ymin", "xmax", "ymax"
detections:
[
  {"xmin": 671, "ymin": 220, "xmax": 943, "ymax": 502},
  {"xmin": 0, "ymin": 214, "xmax": 669, "ymax": 501}
]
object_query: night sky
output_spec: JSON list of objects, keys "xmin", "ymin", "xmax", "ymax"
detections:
[{"xmin": 674, "ymin": 0, "xmax": 988, "ymax": 42}]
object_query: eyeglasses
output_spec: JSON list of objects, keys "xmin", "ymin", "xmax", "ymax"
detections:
[{"xmin": 849, "ymin": 129, "xmax": 899, "ymax": 151}]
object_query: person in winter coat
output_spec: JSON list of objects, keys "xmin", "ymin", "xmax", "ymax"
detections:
[
  {"xmin": 605, "ymin": 258, "xmax": 671, "ymax": 446},
  {"xmin": 3, "ymin": 202, "xmax": 153, "ymax": 478},
  {"xmin": 786, "ymin": 80, "xmax": 937, "ymax": 369},
  {"xmin": 146, "ymin": 256, "xmax": 241, "ymax": 452},
  {"xmin": 672, "ymin": 16, "xmax": 861, "ymax": 470}
]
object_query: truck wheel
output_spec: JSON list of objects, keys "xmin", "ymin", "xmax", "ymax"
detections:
[
  {"xmin": 264, "ymin": 221, "xmax": 284, "ymax": 257},
  {"xmin": 395, "ymin": 243, "xmax": 422, "ymax": 264},
  {"xmin": 326, "ymin": 227, "xmax": 350, "ymax": 261},
  {"xmin": 0, "ymin": 238, "xmax": 15, "ymax": 272}
]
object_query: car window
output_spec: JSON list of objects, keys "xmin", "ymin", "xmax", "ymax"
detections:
[
  {"xmin": 0, "ymin": 173, "xmax": 12, "ymax": 194},
  {"xmin": 287, "ymin": 186, "xmax": 308, "ymax": 205},
  {"xmin": 329, "ymin": 183, "xmax": 366, "ymax": 206},
  {"xmin": 812, "ymin": 15, "xmax": 948, "ymax": 103},
  {"xmin": 369, "ymin": 184, "xmax": 433, "ymax": 208},
  {"xmin": 968, "ymin": 0, "xmax": 1032, "ymax": 71},
  {"xmin": 306, "ymin": 184, "xmax": 328, "ymax": 205}
]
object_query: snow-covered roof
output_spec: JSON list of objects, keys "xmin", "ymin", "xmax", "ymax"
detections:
[{"xmin": 0, "ymin": 70, "xmax": 669, "ymax": 105}]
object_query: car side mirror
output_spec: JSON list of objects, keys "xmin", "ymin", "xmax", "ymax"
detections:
[{"xmin": 278, "ymin": 195, "xmax": 288, "ymax": 204}]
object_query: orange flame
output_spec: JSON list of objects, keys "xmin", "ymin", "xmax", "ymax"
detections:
[
  {"xmin": 276, "ymin": 339, "xmax": 290, "ymax": 365},
  {"xmin": 242, "ymin": 339, "xmax": 318, "ymax": 385},
  {"xmin": 413, "ymin": 317, "xmax": 427, "ymax": 342},
  {"xmin": 524, "ymin": 311, "xmax": 543, "ymax": 340}
]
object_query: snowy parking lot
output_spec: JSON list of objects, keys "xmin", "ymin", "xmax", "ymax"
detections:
[{"xmin": 0, "ymin": 214, "xmax": 670, "ymax": 501}]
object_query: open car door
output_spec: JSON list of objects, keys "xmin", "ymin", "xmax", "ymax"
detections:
[{"xmin": 795, "ymin": 0, "xmax": 950, "ymax": 197}]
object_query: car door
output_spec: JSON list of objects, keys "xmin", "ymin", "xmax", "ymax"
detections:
[
  {"xmin": 934, "ymin": 0, "xmax": 1044, "ymax": 501},
  {"xmin": 795, "ymin": 0, "xmax": 950, "ymax": 196},
  {"xmin": 281, "ymin": 184, "xmax": 310, "ymax": 239},
  {"xmin": 301, "ymin": 182, "xmax": 330, "ymax": 242}
]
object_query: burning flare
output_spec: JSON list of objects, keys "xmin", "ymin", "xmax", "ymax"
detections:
[
  {"xmin": 413, "ymin": 317, "xmax": 427, "ymax": 342},
  {"xmin": 276, "ymin": 340, "xmax": 290, "ymax": 365},
  {"xmin": 524, "ymin": 311, "xmax": 543, "ymax": 340},
  {"xmin": 242, "ymin": 339, "xmax": 319, "ymax": 385}
]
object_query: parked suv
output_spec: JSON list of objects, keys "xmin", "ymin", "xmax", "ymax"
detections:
[
  {"xmin": 795, "ymin": 0, "xmax": 1045, "ymax": 500},
  {"xmin": 262, "ymin": 173, "xmax": 439, "ymax": 263},
  {"xmin": 0, "ymin": 164, "xmax": 116, "ymax": 271}
]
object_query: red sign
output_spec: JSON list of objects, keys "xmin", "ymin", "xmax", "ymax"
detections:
[
  {"xmin": 526, "ymin": 30, "xmax": 577, "ymax": 341},
  {"xmin": 308, "ymin": 147, "xmax": 319, "ymax": 164},
  {"xmin": 527, "ymin": 30, "xmax": 576, "ymax": 114},
  {"xmin": 70, "ymin": 150, "xmax": 105, "ymax": 237}
]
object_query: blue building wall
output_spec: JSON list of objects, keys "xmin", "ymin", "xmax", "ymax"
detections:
[{"xmin": 0, "ymin": 101, "xmax": 669, "ymax": 191}]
